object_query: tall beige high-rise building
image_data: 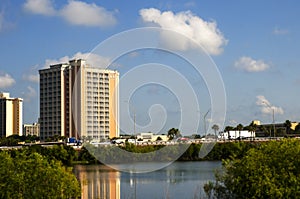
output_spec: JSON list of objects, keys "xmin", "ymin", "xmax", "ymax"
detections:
[
  {"xmin": 39, "ymin": 59, "xmax": 119, "ymax": 141},
  {"xmin": 0, "ymin": 92, "xmax": 23, "ymax": 137}
]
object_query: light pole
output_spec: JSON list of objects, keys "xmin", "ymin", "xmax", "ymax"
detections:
[
  {"xmin": 203, "ymin": 109, "xmax": 210, "ymax": 138},
  {"xmin": 125, "ymin": 101, "xmax": 136, "ymax": 144},
  {"xmin": 263, "ymin": 101, "xmax": 275, "ymax": 138}
]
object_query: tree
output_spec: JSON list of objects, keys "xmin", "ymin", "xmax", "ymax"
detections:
[
  {"xmin": 236, "ymin": 124, "xmax": 243, "ymax": 140},
  {"xmin": 167, "ymin": 128, "xmax": 181, "ymax": 140},
  {"xmin": 295, "ymin": 123, "xmax": 300, "ymax": 134},
  {"xmin": 284, "ymin": 120, "xmax": 292, "ymax": 134},
  {"xmin": 205, "ymin": 139, "xmax": 300, "ymax": 198},
  {"xmin": 0, "ymin": 151, "xmax": 81, "ymax": 199},
  {"xmin": 248, "ymin": 121, "xmax": 257, "ymax": 141},
  {"xmin": 156, "ymin": 136, "xmax": 162, "ymax": 141},
  {"xmin": 224, "ymin": 126, "xmax": 234, "ymax": 132},
  {"xmin": 212, "ymin": 124, "xmax": 219, "ymax": 139}
]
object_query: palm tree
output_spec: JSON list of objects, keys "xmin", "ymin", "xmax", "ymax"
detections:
[
  {"xmin": 284, "ymin": 120, "xmax": 292, "ymax": 135},
  {"xmin": 236, "ymin": 124, "xmax": 244, "ymax": 140},
  {"xmin": 295, "ymin": 123, "xmax": 300, "ymax": 134},
  {"xmin": 248, "ymin": 122, "xmax": 257, "ymax": 141},
  {"xmin": 212, "ymin": 124, "xmax": 219, "ymax": 140},
  {"xmin": 224, "ymin": 126, "xmax": 234, "ymax": 140}
]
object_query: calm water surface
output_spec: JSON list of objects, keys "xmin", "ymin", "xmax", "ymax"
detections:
[{"xmin": 74, "ymin": 161, "xmax": 221, "ymax": 199}]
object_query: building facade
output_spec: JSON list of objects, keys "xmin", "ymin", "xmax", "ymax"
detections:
[
  {"xmin": 23, "ymin": 123, "xmax": 40, "ymax": 136},
  {"xmin": 0, "ymin": 92, "xmax": 23, "ymax": 137},
  {"xmin": 39, "ymin": 59, "xmax": 119, "ymax": 141}
]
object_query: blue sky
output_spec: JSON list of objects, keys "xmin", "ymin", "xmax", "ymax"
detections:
[{"xmin": 0, "ymin": 0, "xmax": 299, "ymax": 135}]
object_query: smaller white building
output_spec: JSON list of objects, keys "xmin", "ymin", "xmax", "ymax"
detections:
[
  {"xmin": 220, "ymin": 130, "xmax": 255, "ymax": 140},
  {"xmin": 137, "ymin": 133, "xmax": 168, "ymax": 142}
]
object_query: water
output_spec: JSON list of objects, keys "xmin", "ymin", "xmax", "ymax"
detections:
[{"xmin": 74, "ymin": 161, "xmax": 222, "ymax": 199}]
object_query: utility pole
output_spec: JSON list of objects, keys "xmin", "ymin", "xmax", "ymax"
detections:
[
  {"xmin": 125, "ymin": 101, "xmax": 136, "ymax": 144},
  {"xmin": 263, "ymin": 101, "xmax": 276, "ymax": 138},
  {"xmin": 204, "ymin": 109, "xmax": 210, "ymax": 138}
]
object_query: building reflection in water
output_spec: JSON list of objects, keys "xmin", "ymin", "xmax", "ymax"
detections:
[{"xmin": 74, "ymin": 165, "xmax": 120, "ymax": 199}]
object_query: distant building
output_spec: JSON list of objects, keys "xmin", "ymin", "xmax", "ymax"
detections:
[
  {"xmin": 137, "ymin": 133, "xmax": 168, "ymax": 142},
  {"xmin": 0, "ymin": 92, "xmax": 23, "ymax": 137},
  {"xmin": 39, "ymin": 59, "xmax": 119, "ymax": 141},
  {"xmin": 252, "ymin": 120, "xmax": 261, "ymax": 126},
  {"xmin": 291, "ymin": 122, "xmax": 299, "ymax": 131},
  {"xmin": 254, "ymin": 120, "xmax": 299, "ymax": 137},
  {"xmin": 220, "ymin": 130, "xmax": 255, "ymax": 140},
  {"xmin": 23, "ymin": 123, "xmax": 40, "ymax": 136}
]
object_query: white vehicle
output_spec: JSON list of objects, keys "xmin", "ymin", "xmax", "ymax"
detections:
[{"xmin": 113, "ymin": 139, "xmax": 126, "ymax": 144}]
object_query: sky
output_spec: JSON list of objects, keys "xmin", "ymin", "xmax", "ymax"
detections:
[{"xmin": 0, "ymin": 0, "xmax": 299, "ymax": 135}]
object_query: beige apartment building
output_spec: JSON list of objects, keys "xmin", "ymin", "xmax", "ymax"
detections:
[
  {"xmin": 0, "ymin": 92, "xmax": 23, "ymax": 137},
  {"xmin": 39, "ymin": 59, "xmax": 119, "ymax": 141}
]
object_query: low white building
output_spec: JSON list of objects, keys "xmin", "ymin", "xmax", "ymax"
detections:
[
  {"xmin": 137, "ymin": 133, "xmax": 168, "ymax": 142},
  {"xmin": 220, "ymin": 130, "xmax": 255, "ymax": 140}
]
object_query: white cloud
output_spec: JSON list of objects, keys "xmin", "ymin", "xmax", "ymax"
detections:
[
  {"xmin": 45, "ymin": 52, "xmax": 111, "ymax": 68},
  {"xmin": 22, "ymin": 86, "xmax": 37, "ymax": 102},
  {"xmin": 229, "ymin": 119, "xmax": 237, "ymax": 125},
  {"xmin": 23, "ymin": 0, "xmax": 117, "ymax": 27},
  {"xmin": 43, "ymin": 55, "xmax": 70, "ymax": 68},
  {"xmin": 60, "ymin": 1, "xmax": 116, "ymax": 27},
  {"xmin": 256, "ymin": 95, "xmax": 284, "ymax": 115},
  {"xmin": 0, "ymin": 72, "xmax": 16, "ymax": 89},
  {"xmin": 73, "ymin": 52, "xmax": 111, "ymax": 68},
  {"xmin": 139, "ymin": 8, "xmax": 227, "ymax": 55},
  {"xmin": 273, "ymin": 27, "xmax": 289, "ymax": 35},
  {"xmin": 22, "ymin": 73, "xmax": 39, "ymax": 83},
  {"xmin": 23, "ymin": 0, "xmax": 56, "ymax": 16},
  {"xmin": 234, "ymin": 56, "xmax": 270, "ymax": 72},
  {"xmin": 24, "ymin": 52, "xmax": 112, "ymax": 84}
]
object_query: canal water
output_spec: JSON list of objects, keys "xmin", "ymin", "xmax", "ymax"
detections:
[{"xmin": 73, "ymin": 161, "xmax": 222, "ymax": 199}]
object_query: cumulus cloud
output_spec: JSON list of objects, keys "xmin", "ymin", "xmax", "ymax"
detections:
[
  {"xmin": 139, "ymin": 8, "xmax": 227, "ymax": 55},
  {"xmin": 0, "ymin": 72, "xmax": 15, "ymax": 89},
  {"xmin": 22, "ymin": 86, "xmax": 37, "ymax": 102},
  {"xmin": 44, "ymin": 52, "xmax": 111, "ymax": 68},
  {"xmin": 256, "ymin": 95, "xmax": 284, "ymax": 115},
  {"xmin": 23, "ymin": 0, "xmax": 56, "ymax": 16},
  {"xmin": 24, "ymin": 52, "xmax": 112, "ymax": 84},
  {"xmin": 234, "ymin": 56, "xmax": 270, "ymax": 72},
  {"xmin": 22, "ymin": 73, "xmax": 39, "ymax": 83},
  {"xmin": 23, "ymin": 0, "xmax": 117, "ymax": 27},
  {"xmin": 60, "ymin": 1, "xmax": 116, "ymax": 27},
  {"xmin": 43, "ymin": 55, "xmax": 70, "ymax": 68}
]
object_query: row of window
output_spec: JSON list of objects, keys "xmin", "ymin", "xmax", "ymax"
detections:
[
  {"xmin": 86, "ymin": 77, "xmax": 109, "ymax": 81},
  {"xmin": 86, "ymin": 116, "xmax": 110, "ymax": 119},
  {"xmin": 86, "ymin": 106, "xmax": 109, "ymax": 110},
  {"xmin": 87, "ymin": 110, "xmax": 110, "ymax": 113},
  {"xmin": 86, "ymin": 72, "xmax": 109, "ymax": 76},
  {"xmin": 86, "ymin": 131, "xmax": 110, "ymax": 134},
  {"xmin": 86, "ymin": 88, "xmax": 109, "ymax": 93}
]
